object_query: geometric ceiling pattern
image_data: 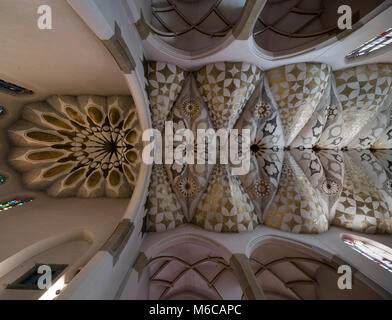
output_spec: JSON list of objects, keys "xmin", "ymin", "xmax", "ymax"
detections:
[
  {"xmin": 146, "ymin": 61, "xmax": 392, "ymax": 235},
  {"xmin": 253, "ymin": 0, "xmax": 385, "ymax": 54},
  {"xmin": 8, "ymin": 95, "xmax": 142, "ymax": 198},
  {"xmin": 148, "ymin": 0, "xmax": 245, "ymax": 52}
]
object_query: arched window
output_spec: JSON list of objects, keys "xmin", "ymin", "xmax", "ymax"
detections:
[
  {"xmin": 342, "ymin": 234, "xmax": 392, "ymax": 273},
  {"xmin": 0, "ymin": 199, "xmax": 33, "ymax": 213}
]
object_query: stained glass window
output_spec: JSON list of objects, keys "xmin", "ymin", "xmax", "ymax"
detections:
[
  {"xmin": 0, "ymin": 79, "xmax": 33, "ymax": 96},
  {"xmin": 0, "ymin": 199, "xmax": 32, "ymax": 213},
  {"xmin": 0, "ymin": 175, "xmax": 6, "ymax": 185},
  {"xmin": 0, "ymin": 106, "xmax": 6, "ymax": 116},
  {"xmin": 346, "ymin": 28, "xmax": 392, "ymax": 59},
  {"xmin": 343, "ymin": 235, "xmax": 392, "ymax": 273}
]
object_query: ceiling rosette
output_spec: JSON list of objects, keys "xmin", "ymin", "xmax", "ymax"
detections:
[{"xmin": 9, "ymin": 95, "xmax": 142, "ymax": 198}]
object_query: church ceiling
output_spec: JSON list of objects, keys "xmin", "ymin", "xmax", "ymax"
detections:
[{"xmin": 145, "ymin": 61, "xmax": 392, "ymax": 235}]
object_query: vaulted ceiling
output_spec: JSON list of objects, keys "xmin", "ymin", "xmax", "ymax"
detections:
[
  {"xmin": 144, "ymin": 61, "xmax": 392, "ymax": 235},
  {"xmin": 1, "ymin": 0, "xmax": 392, "ymax": 238}
]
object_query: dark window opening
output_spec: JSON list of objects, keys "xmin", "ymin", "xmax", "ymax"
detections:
[{"xmin": 7, "ymin": 264, "xmax": 68, "ymax": 290}]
